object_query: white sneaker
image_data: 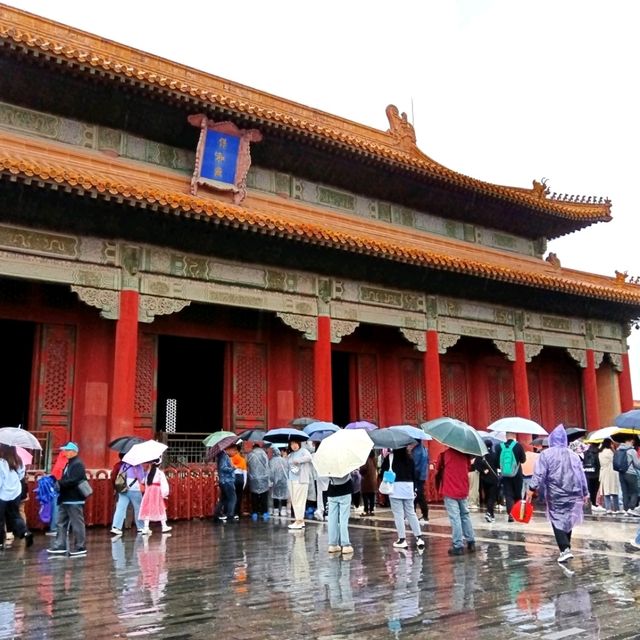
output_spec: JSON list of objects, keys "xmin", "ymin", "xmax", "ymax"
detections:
[
  {"xmin": 557, "ymin": 549, "xmax": 573, "ymax": 563},
  {"xmin": 629, "ymin": 539, "xmax": 640, "ymax": 550},
  {"xmin": 280, "ymin": 507, "xmax": 288, "ymax": 518},
  {"xmin": 140, "ymin": 528, "xmax": 152, "ymax": 536},
  {"xmin": 591, "ymin": 505, "xmax": 606, "ymax": 513},
  {"xmin": 314, "ymin": 510, "xmax": 325, "ymax": 522},
  {"xmin": 418, "ymin": 518, "xmax": 429, "ymax": 525},
  {"xmin": 110, "ymin": 527, "xmax": 123, "ymax": 536},
  {"xmin": 393, "ymin": 539, "xmax": 408, "ymax": 549},
  {"xmin": 161, "ymin": 525, "xmax": 172, "ymax": 533},
  {"xmin": 288, "ymin": 522, "xmax": 304, "ymax": 530}
]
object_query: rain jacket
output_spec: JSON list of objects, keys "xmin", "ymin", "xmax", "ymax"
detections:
[
  {"xmin": 269, "ymin": 449, "xmax": 289, "ymax": 500},
  {"xmin": 247, "ymin": 447, "xmax": 270, "ymax": 494},
  {"xmin": 288, "ymin": 447, "xmax": 313, "ymax": 484},
  {"xmin": 411, "ymin": 443, "xmax": 429, "ymax": 482},
  {"xmin": 530, "ymin": 425, "xmax": 588, "ymax": 533},
  {"xmin": 598, "ymin": 447, "xmax": 620, "ymax": 495},
  {"xmin": 216, "ymin": 451, "xmax": 235, "ymax": 486}
]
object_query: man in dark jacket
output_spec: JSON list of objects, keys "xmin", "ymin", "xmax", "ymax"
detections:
[
  {"xmin": 410, "ymin": 442, "xmax": 429, "ymax": 524},
  {"xmin": 47, "ymin": 442, "xmax": 88, "ymax": 557},
  {"xmin": 497, "ymin": 433, "xmax": 527, "ymax": 522}
]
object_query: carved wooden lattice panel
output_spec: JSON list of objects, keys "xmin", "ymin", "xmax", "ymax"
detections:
[
  {"xmin": 297, "ymin": 347, "xmax": 315, "ymax": 418},
  {"xmin": 134, "ymin": 333, "xmax": 158, "ymax": 430},
  {"xmin": 441, "ymin": 361, "xmax": 470, "ymax": 422},
  {"xmin": 232, "ymin": 342, "xmax": 267, "ymax": 430},
  {"xmin": 36, "ymin": 324, "xmax": 76, "ymax": 430},
  {"xmin": 487, "ymin": 365, "xmax": 515, "ymax": 423},
  {"xmin": 527, "ymin": 369, "xmax": 543, "ymax": 425},
  {"xmin": 400, "ymin": 358, "xmax": 424, "ymax": 424},
  {"xmin": 552, "ymin": 369, "xmax": 583, "ymax": 427},
  {"xmin": 356, "ymin": 354, "xmax": 379, "ymax": 424}
]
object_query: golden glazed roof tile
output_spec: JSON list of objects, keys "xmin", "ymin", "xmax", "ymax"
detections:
[
  {"xmin": 0, "ymin": 130, "xmax": 637, "ymax": 307},
  {"xmin": 0, "ymin": 5, "xmax": 611, "ymax": 224}
]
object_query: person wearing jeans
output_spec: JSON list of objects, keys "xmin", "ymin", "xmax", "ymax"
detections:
[
  {"xmin": 327, "ymin": 474, "xmax": 353, "ymax": 554},
  {"xmin": 381, "ymin": 448, "xmax": 425, "ymax": 550},
  {"xmin": 214, "ymin": 449, "xmax": 237, "ymax": 522},
  {"xmin": 110, "ymin": 462, "xmax": 145, "ymax": 535},
  {"xmin": 436, "ymin": 446, "xmax": 475, "ymax": 555}
]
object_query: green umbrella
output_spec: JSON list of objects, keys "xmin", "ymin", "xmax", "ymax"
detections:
[
  {"xmin": 202, "ymin": 431, "xmax": 238, "ymax": 458},
  {"xmin": 420, "ymin": 418, "xmax": 488, "ymax": 457}
]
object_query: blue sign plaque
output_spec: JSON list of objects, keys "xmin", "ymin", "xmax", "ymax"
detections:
[{"xmin": 200, "ymin": 130, "xmax": 240, "ymax": 186}]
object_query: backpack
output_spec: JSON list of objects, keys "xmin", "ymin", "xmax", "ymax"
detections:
[
  {"xmin": 582, "ymin": 448, "xmax": 599, "ymax": 475},
  {"xmin": 114, "ymin": 464, "xmax": 135, "ymax": 494},
  {"xmin": 499, "ymin": 442, "xmax": 519, "ymax": 478},
  {"xmin": 613, "ymin": 448, "xmax": 631, "ymax": 473}
]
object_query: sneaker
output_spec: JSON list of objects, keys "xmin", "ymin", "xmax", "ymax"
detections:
[
  {"xmin": 629, "ymin": 539, "xmax": 640, "ymax": 550},
  {"xmin": 485, "ymin": 513, "xmax": 495, "ymax": 523},
  {"xmin": 393, "ymin": 539, "xmax": 408, "ymax": 549},
  {"xmin": 467, "ymin": 542, "xmax": 476, "ymax": 553},
  {"xmin": 110, "ymin": 527, "xmax": 123, "ymax": 536},
  {"xmin": 591, "ymin": 505, "xmax": 606, "ymax": 513},
  {"xmin": 5, "ymin": 533, "xmax": 13, "ymax": 541},
  {"xmin": 557, "ymin": 549, "xmax": 574, "ymax": 563},
  {"xmin": 628, "ymin": 510, "xmax": 640, "ymax": 518},
  {"xmin": 280, "ymin": 507, "xmax": 288, "ymax": 518},
  {"xmin": 328, "ymin": 545, "xmax": 341, "ymax": 553},
  {"xmin": 24, "ymin": 532, "xmax": 34, "ymax": 548},
  {"xmin": 140, "ymin": 528, "xmax": 152, "ymax": 535},
  {"xmin": 47, "ymin": 548, "xmax": 67, "ymax": 555},
  {"xmin": 69, "ymin": 548, "xmax": 87, "ymax": 557},
  {"xmin": 360, "ymin": 511, "xmax": 370, "ymax": 518},
  {"xmin": 448, "ymin": 546, "xmax": 464, "ymax": 556},
  {"xmin": 416, "ymin": 537, "xmax": 425, "ymax": 549},
  {"xmin": 314, "ymin": 510, "xmax": 324, "ymax": 521},
  {"xmin": 161, "ymin": 525, "xmax": 172, "ymax": 533},
  {"xmin": 233, "ymin": 515, "xmax": 240, "ymax": 521},
  {"xmin": 216, "ymin": 516, "xmax": 227, "ymax": 523},
  {"xmin": 508, "ymin": 516, "xmax": 514, "ymax": 523},
  {"xmin": 418, "ymin": 518, "xmax": 429, "ymax": 525},
  {"xmin": 559, "ymin": 564, "xmax": 575, "ymax": 577},
  {"xmin": 288, "ymin": 522, "xmax": 304, "ymax": 530},
  {"xmin": 45, "ymin": 531, "xmax": 57, "ymax": 536},
  {"xmin": 341, "ymin": 545, "xmax": 354, "ymax": 555}
]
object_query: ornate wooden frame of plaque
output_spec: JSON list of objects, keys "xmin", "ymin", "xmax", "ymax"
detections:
[{"xmin": 188, "ymin": 114, "xmax": 262, "ymax": 204}]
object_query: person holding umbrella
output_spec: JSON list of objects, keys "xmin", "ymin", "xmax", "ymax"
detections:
[
  {"xmin": 213, "ymin": 447, "xmax": 237, "ymax": 523},
  {"xmin": 110, "ymin": 453, "xmax": 146, "ymax": 537},
  {"xmin": 0, "ymin": 444, "xmax": 33, "ymax": 550},
  {"xmin": 287, "ymin": 439, "xmax": 313, "ymax": 530},
  {"xmin": 139, "ymin": 459, "xmax": 171, "ymax": 535},
  {"xmin": 527, "ymin": 425, "xmax": 588, "ymax": 563}
]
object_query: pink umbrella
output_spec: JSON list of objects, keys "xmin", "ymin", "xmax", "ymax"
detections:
[
  {"xmin": 16, "ymin": 446, "xmax": 33, "ymax": 466},
  {"xmin": 345, "ymin": 421, "xmax": 377, "ymax": 431}
]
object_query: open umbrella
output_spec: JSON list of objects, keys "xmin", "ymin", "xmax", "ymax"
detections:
[
  {"xmin": 421, "ymin": 418, "xmax": 488, "ymax": 457},
  {"xmin": 303, "ymin": 421, "xmax": 340, "ymax": 442},
  {"xmin": 238, "ymin": 429, "xmax": 266, "ymax": 443},
  {"xmin": 532, "ymin": 427, "xmax": 586, "ymax": 448},
  {"xmin": 109, "ymin": 435, "xmax": 145, "ymax": 454},
  {"xmin": 263, "ymin": 427, "xmax": 309, "ymax": 444},
  {"xmin": 16, "ymin": 446, "xmax": 32, "ymax": 467},
  {"xmin": 0, "ymin": 427, "xmax": 42, "ymax": 450},
  {"xmin": 345, "ymin": 421, "xmax": 377, "ymax": 431},
  {"xmin": 203, "ymin": 431, "xmax": 239, "ymax": 458},
  {"xmin": 488, "ymin": 417, "xmax": 547, "ymax": 436},
  {"xmin": 369, "ymin": 428, "xmax": 416, "ymax": 450},
  {"xmin": 122, "ymin": 440, "xmax": 168, "ymax": 466},
  {"xmin": 290, "ymin": 417, "xmax": 318, "ymax": 427},
  {"xmin": 388, "ymin": 425, "xmax": 432, "ymax": 441},
  {"xmin": 615, "ymin": 410, "xmax": 640, "ymax": 429},
  {"xmin": 584, "ymin": 426, "xmax": 624, "ymax": 443},
  {"xmin": 312, "ymin": 428, "xmax": 373, "ymax": 477}
]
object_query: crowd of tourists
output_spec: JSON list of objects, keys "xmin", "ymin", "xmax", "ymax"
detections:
[{"xmin": 2, "ymin": 423, "xmax": 640, "ymax": 564}]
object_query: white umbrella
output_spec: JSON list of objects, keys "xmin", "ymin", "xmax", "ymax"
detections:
[
  {"xmin": 0, "ymin": 427, "xmax": 42, "ymax": 450},
  {"xmin": 122, "ymin": 440, "xmax": 167, "ymax": 466},
  {"xmin": 584, "ymin": 426, "xmax": 626, "ymax": 443},
  {"xmin": 476, "ymin": 430, "xmax": 506, "ymax": 442},
  {"xmin": 312, "ymin": 429, "xmax": 373, "ymax": 477},
  {"xmin": 488, "ymin": 417, "xmax": 547, "ymax": 436}
]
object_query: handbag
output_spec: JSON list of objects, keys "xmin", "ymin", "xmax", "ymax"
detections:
[
  {"xmin": 379, "ymin": 454, "xmax": 395, "ymax": 495},
  {"xmin": 77, "ymin": 479, "xmax": 93, "ymax": 498}
]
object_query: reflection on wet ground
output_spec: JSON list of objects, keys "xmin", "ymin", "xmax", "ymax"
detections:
[{"xmin": 1, "ymin": 510, "xmax": 640, "ymax": 639}]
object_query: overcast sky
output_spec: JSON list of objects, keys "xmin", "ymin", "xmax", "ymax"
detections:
[{"xmin": 4, "ymin": 0, "xmax": 639, "ymax": 397}]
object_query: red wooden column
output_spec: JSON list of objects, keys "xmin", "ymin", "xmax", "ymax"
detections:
[
  {"xmin": 424, "ymin": 329, "xmax": 442, "ymax": 419},
  {"xmin": 313, "ymin": 315, "xmax": 332, "ymax": 421},
  {"xmin": 619, "ymin": 352, "xmax": 634, "ymax": 412},
  {"xmin": 110, "ymin": 290, "xmax": 139, "ymax": 442},
  {"xmin": 513, "ymin": 341, "xmax": 531, "ymax": 419},
  {"xmin": 583, "ymin": 348, "xmax": 601, "ymax": 429}
]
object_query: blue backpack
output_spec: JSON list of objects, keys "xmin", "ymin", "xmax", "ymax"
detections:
[{"xmin": 35, "ymin": 475, "xmax": 58, "ymax": 523}]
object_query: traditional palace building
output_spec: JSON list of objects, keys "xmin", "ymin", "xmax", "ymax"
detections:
[{"xmin": 0, "ymin": 6, "xmax": 638, "ymax": 468}]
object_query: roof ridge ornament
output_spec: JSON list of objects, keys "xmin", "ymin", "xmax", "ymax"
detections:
[
  {"xmin": 532, "ymin": 178, "xmax": 551, "ymax": 199},
  {"xmin": 385, "ymin": 105, "xmax": 417, "ymax": 153}
]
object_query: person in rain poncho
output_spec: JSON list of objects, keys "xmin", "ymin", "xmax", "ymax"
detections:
[
  {"xmin": 269, "ymin": 447, "xmax": 289, "ymax": 518},
  {"xmin": 527, "ymin": 425, "xmax": 588, "ymax": 564},
  {"xmin": 247, "ymin": 444, "xmax": 270, "ymax": 520},
  {"xmin": 287, "ymin": 440, "xmax": 313, "ymax": 530}
]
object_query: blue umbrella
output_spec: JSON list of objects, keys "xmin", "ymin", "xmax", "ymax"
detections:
[
  {"xmin": 345, "ymin": 421, "xmax": 378, "ymax": 431},
  {"xmin": 304, "ymin": 421, "xmax": 340, "ymax": 442},
  {"xmin": 369, "ymin": 428, "xmax": 416, "ymax": 450},
  {"xmin": 388, "ymin": 425, "xmax": 432, "ymax": 441},
  {"xmin": 263, "ymin": 427, "xmax": 309, "ymax": 444},
  {"xmin": 615, "ymin": 410, "xmax": 640, "ymax": 430}
]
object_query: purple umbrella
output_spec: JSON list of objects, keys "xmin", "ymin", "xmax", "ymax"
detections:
[{"xmin": 345, "ymin": 421, "xmax": 377, "ymax": 432}]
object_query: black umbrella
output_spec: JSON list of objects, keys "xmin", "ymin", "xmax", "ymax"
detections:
[
  {"xmin": 531, "ymin": 427, "xmax": 586, "ymax": 448},
  {"xmin": 109, "ymin": 436, "xmax": 145, "ymax": 454},
  {"xmin": 238, "ymin": 428, "xmax": 266, "ymax": 442}
]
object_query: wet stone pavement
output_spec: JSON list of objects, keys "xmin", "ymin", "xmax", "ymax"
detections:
[{"xmin": 1, "ymin": 509, "xmax": 640, "ymax": 639}]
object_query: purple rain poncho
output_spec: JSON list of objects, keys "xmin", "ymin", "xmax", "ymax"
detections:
[{"xmin": 530, "ymin": 425, "xmax": 588, "ymax": 533}]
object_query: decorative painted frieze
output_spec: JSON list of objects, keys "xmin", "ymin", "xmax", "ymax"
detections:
[
  {"xmin": 0, "ymin": 225, "xmax": 78, "ymax": 258},
  {"xmin": 438, "ymin": 333, "xmax": 461, "ymax": 354},
  {"xmin": 492, "ymin": 340, "xmax": 516, "ymax": 362},
  {"xmin": 567, "ymin": 348, "xmax": 587, "ymax": 368},
  {"xmin": 276, "ymin": 312, "xmax": 317, "ymax": 341},
  {"xmin": 71, "ymin": 285, "xmax": 119, "ymax": 320},
  {"xmin": 138, "ymin": 295, "xmax": 191, "ymax": 324},
  {"xmin": 400, "ymin": 328, "xmax": 426, "ymax": 352},
  {"xmin": 331, "ymin": 320, "xmax": 359, "ymax": 344}
]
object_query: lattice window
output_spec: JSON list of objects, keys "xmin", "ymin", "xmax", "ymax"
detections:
[
  {"xmin": 134, "ymin": 333, "xmax": 157, "ymax": 429},
  {"xmin": 487, "ymin": 365, "xmax": 515, "ymax": 423},
  {"xmin": 527, "ymin": 369, "xmax": 543, "ymax": 425},
  {"xmin": 441, "ymin": 361, "xmax": 469, "ymax": 422},
  {"xmin": 165, "ymin": 398, "xmax": 177, "ymax": 433},
  {"xmin": 357, "ymin": 354, "xmax": 379, "ymax": 423},
  {"xmin": 37, "ymin": 324, "xmax": 75, "ymax": 429},
  {"xmin": 233, "ymin": 342, "xmax": 267, "ymax": 429},
  {"xmin": 297, "ymin": 347, "xmax": 315, "ymax": 418},
  {"xmin": 401, "ymin": 358, "xmax": 424, "ymax": 424}
]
